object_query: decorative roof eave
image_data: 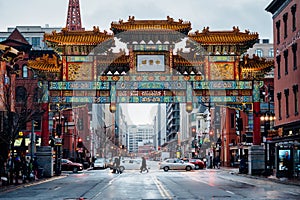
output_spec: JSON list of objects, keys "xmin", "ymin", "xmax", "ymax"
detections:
[
  {"xmin": 44, "ymin": 26, "xmax": 114, "ymax": 46},
  {"xmin": 28, "ymin": 63, "xmax": 60, "ymax": 73},
  {"xmin": 0, "ymin": 44, "xmax": 19, "ymax": 57},
  {"xmin": 28, "ymin": 54, "xmax": 61, "ymax": 73},
  {"xmin": 240, "ymin": 55, "xmax": 274, "ymax": 78},
  {"xmin": 0, "ymin": 44, "xmax": 24, "ymax": 65},
  {"xmin": 111, "ymin": 16, "xmax": 192, "ymax": 34},
  {"xmin": 188, "ymin": 26, "xmax": 258, "ymax": 46}
]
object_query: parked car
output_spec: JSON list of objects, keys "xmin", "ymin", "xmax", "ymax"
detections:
[
  {"xmin": 159, "ymin": 158, "xmax": 195, "ymax": 172},
  {"xmin": 61, "ymin": 159, "xmax": 83, "ymax": 173},
  {"xmin": 92, "ymin": 158, "xmax": 106, "ymax": 169},
  {"xmin": 182, "ymin": 158, "xmax": 205, "ymax": 170}
]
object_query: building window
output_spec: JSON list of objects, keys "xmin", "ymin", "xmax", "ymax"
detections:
[
  {"xmin": 33, "ymin": 87, "xmax": 43, "ymax": 102},
  {"xmin": 262, "ymin": 39, "xmax": 269, "ymax": 44},
  {"xmin": 276, "ymin": 20, "xmax": 281, "ymax": 44},
  {"xmin": 15, "ymin": 86, "xmax": 27, "ymax": 102},
  {"xmin": 291, "ymin": 4, "xmax": 297, "ymax": 32},
  {"xmin": 292, "ymin": 43, "xmax": 297, "ymax": 70},
  {"xmin": 255, "ymin": 49, "xmax": 263, "ymax": 57},
  {"xmin": 284, "ymin": 50, "xmax": 288, "ymax": 75},
  {"xmin": 13, "ymin": 64, "xmax": 20, "ymax": 78},
  {"xmin": 277, "ymin": 92, "xmax": 282, "ymax": 120},
  {"xmin": 0, "ymin": 37, "xmax": 7, "ymax": 42},
  {"xmin": 22, "ymin": 65, "xmax": 28, "ymax": 78},
  {"xmin": 293, "ymin": 85, "xmax": 299, "ymax": 115},
  {"xmin": 276, "ymin": 55, "xmax": 281, "ymax": 79},
  {"xmin": 283, "ymin": 13, "xmax": 288, "ymax": 39},
  {"xmin": 269, "ymin": 48, "xmax": 274, "ymax": 58},
  {"xmin": 230, "ymin": 113, "xmax": 235, "ymax": 129},
  {"xmin": 284, "ymin": 89, "xmax": 289, "ymax": 118},
  {"xmin": 32, "ymin": 37, "xmax": 41, "ymax": 48}
]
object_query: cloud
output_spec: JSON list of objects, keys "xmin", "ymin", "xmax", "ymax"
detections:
[{"xmin": 0, "ymin": 0, "xmax": 273, "ymax": 39}]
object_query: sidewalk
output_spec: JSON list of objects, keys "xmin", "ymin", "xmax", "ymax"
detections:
[
  {"xmin": 0, "ymin": 175, "xmax": 66, "ymax": 193},
  {"xmin": 221, "ymin": 167, "xmax": 300, "ymax": 186}
]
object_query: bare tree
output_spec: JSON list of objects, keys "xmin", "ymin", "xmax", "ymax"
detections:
[{"xmin": 0, "ymin": 66, "xmax": 44, "ymax": 184}]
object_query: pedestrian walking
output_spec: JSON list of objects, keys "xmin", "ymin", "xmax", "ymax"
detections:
[
  {"xmin": 140, "ymin": 157, "xmax": 148, "ymax": 173},
  {"xmin": 14, "ymin": 155, "xmax": 21, "ymax": 185},
  {"xmin": 112, "ymin": 157, "xmax": 121, "ymax": 173}
]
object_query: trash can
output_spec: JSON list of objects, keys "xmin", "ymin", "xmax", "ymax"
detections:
[{"xmin": 37, "ymin": 168, "xmax": 44, "ymax": 179}]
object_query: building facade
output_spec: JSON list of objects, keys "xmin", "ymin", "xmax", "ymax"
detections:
[
  {"xmin": 0, "ymin": 25, "xmax": 62, "ymax": 50},
  {"xmin": 266, "ymin": 0, "xmax": 300, "ymax": 178},
  {"xmin": 127, "ymin": 125, "xmax": 154, "ymax": 156},
  {"xmin": 153, "ymin": 103, "xmax": 166, "ymax": 150}
]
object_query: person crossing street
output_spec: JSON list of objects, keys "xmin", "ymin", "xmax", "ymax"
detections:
[{"xmin": 140, "ymin": 157, "xmax": 148, "ymax": 173}]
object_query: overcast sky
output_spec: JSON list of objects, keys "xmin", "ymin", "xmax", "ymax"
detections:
[
  {"xmin": 0, "ymin": 0, "xmax": 274, "ymax": 125},
  {"xmin": 0, "ymin": 0, "xmax": 273, "ymax": 39}
]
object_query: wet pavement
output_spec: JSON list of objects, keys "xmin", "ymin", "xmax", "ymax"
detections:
[{"xmin": 1, "ymin": 167, "xmax": 299, "ymax": 193}]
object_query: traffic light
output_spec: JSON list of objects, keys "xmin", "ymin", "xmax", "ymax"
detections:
[
  {"xmin": 198, "ymin": 136, "xmax": 202, "ymax": 147},
  {"xmin": 77, "ymin": 137, "xmax": 83, "ymax": 148},
  {"xmin": 242, "ymin": 134, "xmax": 247, "ymax": 143},
  {"xmin": 56, "ymin": 124, "xmax": 62, "ymax": 136},
  {"xmin": 237, "ymin": 118, "xmax": 243, "ymax": 132},
  {"xmin": 49, "ymin": 136, "xmax": 55, "ymax": 147},
  {"xmin": 192, "ymin": 127, "xmax": 196, "ymax": 137}
]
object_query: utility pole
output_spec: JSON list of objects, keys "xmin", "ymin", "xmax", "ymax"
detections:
[{"xmin": 30, "ymin": 120, "xmax": 36, "ymax": 160}]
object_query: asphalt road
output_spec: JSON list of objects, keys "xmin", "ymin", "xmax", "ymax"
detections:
[{"xmin": 0, "ymin": 161, "xmax": 299, "ymax": 200}]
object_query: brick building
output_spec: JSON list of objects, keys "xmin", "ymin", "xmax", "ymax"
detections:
[{"xmin": 266, "ymin": 0, "xmax": 300, "ymax": 178}]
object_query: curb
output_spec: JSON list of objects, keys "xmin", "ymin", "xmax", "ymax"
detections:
[
  {"xmin": 228, "ymin": 170, "xmax": 300, "ymax": 186},
  {"xmin": 0, "ymin": 175, "xmax": 67, "ymax": 193}
]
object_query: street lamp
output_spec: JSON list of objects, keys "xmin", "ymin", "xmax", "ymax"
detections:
[
  {"xmin": 260, "ymin": 84, "xmax": 275, "ymax": 176},
  {"xmin": 52, "ymin": 108, "xmax": 65, "ymax": 176},
  {"xmin": 260, "ymin": 111, "xmax": 275, "ymax": 175}
]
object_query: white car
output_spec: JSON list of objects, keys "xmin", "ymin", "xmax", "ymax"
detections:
[
  {"xmin": 159, "ymin": 158, "xmax": 195, "ymax": 172},
  {"xmin": 92, "ymin": 158, "xmax": 106, "ymax": 169},
  {"xmin": 119, "ymin": 159, "xmax": 142, "ymax": 170}
]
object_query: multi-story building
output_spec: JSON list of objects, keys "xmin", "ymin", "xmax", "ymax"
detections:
[
  {"xmin": 266, "ymin": 0, "xmax": 300, "ymax": 178},
  {"xmin": 0, "ymin": 28, "xmax": 50, "ymax": 154},
  {"xmin": 127, "ymin": 125, "xmax": 154, "ymax": 156},
  {"xmin": 0, "ymin": 44, "xmax": 20, "ymax": 162},
  {"xmin": 166, "ymin": 103, "xmax": 180, "ymax": 157},
  {"xmin": 90, "ymin": 104, "xmax": 105, "ymax": 158},
  {"xmin": 116, "ymin": 105, "xmax": 128, "ymax": 149},
  {"xmin": 153, "ymin": 103, "xmax": 166, "ymax": 150},
  {"xmin": 0, "ymin": 25, "xmax": 62, "ymax": 50}
]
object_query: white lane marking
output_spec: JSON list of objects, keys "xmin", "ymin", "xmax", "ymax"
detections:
[
  {"xmin": 286, "ymin": 191, "xmax": 299, "ymax": 195},
  {"xmin": 54, "ymin": 186, "xmax": 61, "ymax": 191},
  {"xmin": 226, "ymin": 190, "xmax": 235, "ymax": 195},
  {"xmin": 152, "ymin": 175, "xmax": 172, "ymax": 199}
]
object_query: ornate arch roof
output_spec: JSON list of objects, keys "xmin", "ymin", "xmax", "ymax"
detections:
[
  {"xmin": 44, "ymin": 26, "xmax": 114, "ymax": 46},
  {"xmin": 111, "ymin": 16, "xmax": 192, "ymax": 35},
  {"xmin": 239, "ymin": 54, "xmax": 274, "ymax": 80},
  {"xmin": 189, "ymin": 26, "xmax": 258, "ymax": 45},
  {"xmin": 28, "ymin": 54, "xmax": 61, "ymax": 73}
]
